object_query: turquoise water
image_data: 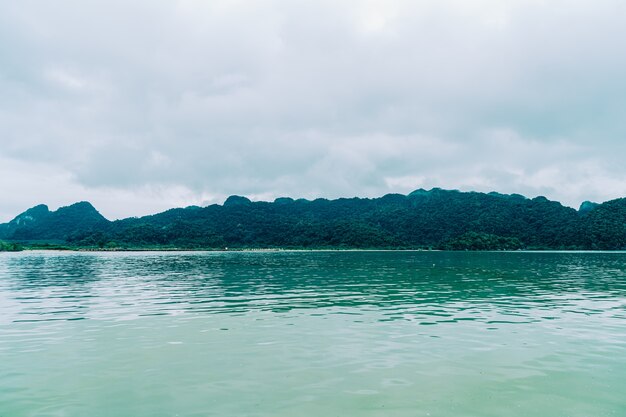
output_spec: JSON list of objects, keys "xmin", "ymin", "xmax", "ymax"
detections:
[{"xmin": 0, "ymin": 251, "xmax": 625, "ymax": 416}]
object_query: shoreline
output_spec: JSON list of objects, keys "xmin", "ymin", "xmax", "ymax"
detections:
[{"xmin": 5, "ymin": 248, "xmax": 626, "ymax": 254}]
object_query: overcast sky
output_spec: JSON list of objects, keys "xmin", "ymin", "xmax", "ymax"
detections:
[{"xmin": 1, "ymin": 0, "xmax": 626, "ymax": 221}]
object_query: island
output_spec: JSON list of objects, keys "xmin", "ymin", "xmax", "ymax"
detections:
[{"xmin": 1, "ymin": 188, "xmax": 625, "ymax": 251}]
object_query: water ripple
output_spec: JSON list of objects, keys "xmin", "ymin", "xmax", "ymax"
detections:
[{"xmin": 1, "ymin": 251, "xmax": 626, "ymax": 416}]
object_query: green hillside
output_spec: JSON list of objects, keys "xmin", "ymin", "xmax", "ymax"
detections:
[{"xmin": 1, "ymin": 188, "xmax": 623, "ymax": 250}]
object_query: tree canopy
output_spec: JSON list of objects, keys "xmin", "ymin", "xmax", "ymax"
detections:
[{"xmin": 1, "ymin": 188, "xmax": 624, "ymax": 250}]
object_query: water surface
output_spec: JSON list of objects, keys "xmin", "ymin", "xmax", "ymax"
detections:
[{"xmin": 1, "ymin": 251, "xmax": 625, "ymax": 416}]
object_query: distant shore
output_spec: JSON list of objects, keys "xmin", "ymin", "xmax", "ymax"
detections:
[
  {"xmin": 3, "ymin": 188, "xmax": 625, "ymax": 251},
  {"xmin": 5, "ymin": 247, "xmax": 625, "ymax": 254}
]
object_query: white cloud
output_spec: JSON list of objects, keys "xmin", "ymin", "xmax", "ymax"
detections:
[
  {"xmin": 1, "ymin": 0, "xmax": 626, "ymax": 220},
  {"xmin": 0, "ymin": 156, "xmax": 224, "ymax": 222}
]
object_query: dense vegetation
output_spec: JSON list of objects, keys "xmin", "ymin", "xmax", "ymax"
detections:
[
  {"xmin": 1, "ymin": 188, "xmax": 625, "ymax": 250},
  {"xmin": 0, "ymin": 240, "xmax": 22, "ymax": 252},
  {"xmin": 438, "ymin": 232, "xmax": 524, "ymax": 251}
]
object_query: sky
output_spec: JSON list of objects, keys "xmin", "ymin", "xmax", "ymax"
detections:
[{"xmin": 1, "ymin": 0, "xmax": 626, "ymax": 222}]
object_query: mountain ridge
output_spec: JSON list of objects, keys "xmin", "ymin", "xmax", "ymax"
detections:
[{"xmin": 2, "ymin": 188, "xmax": 623, "ymax": 250}]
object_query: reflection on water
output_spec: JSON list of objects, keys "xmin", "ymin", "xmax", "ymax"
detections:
[
  {"xmin": 3, "ymin": 251, "xmax": 626, "ymax": 323},
  {"xmin": 1, "ymin": 251, "xmax": 625, "ymax": 416}
]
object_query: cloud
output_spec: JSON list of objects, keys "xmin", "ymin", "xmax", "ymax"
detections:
[{"xmin": 1, "ymin": 0, "xmax": 626, "ymax": 221}]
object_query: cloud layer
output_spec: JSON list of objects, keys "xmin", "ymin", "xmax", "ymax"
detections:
[{"xmin": 2, "ymin": 0, "xmax": 626, "ymax": 221}]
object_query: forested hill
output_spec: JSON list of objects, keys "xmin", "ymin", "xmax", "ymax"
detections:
[{"xmin": 1, "ymin": 188, "xmax": 625, "ymax": 250}]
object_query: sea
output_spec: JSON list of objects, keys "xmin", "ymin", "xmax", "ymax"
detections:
[{"xmin": 1, "ymin": 250, "xmax": 625, "ymax": 416}]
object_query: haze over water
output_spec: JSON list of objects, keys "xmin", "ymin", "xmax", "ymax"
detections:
[{"xmin": 1, "ymin": 251, "xmax": 625, "ymax": 416}]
